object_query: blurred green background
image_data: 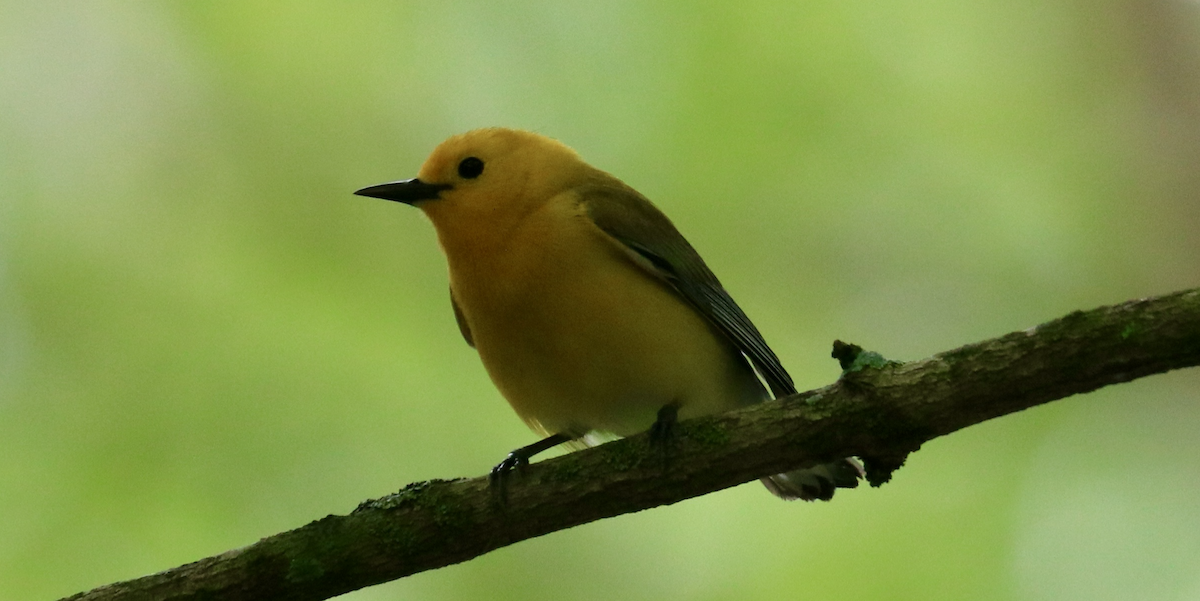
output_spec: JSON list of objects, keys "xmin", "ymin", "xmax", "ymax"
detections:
[{"xmin": 2, "ymin": 1, "xmax": 1199, "ymax": 600}]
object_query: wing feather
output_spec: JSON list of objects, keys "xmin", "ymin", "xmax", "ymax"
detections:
[
  {"xmin": 578, "ymin": 177, "xmax": 797, "ymax": 398},
  {"xmin": 450, "ymin": 286, "xmax": 475, "ymax": 348}
]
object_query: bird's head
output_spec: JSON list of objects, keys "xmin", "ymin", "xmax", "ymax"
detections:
[{"xmin": 356, "ymin": 128, "xmax": 588, "ymax": 238}]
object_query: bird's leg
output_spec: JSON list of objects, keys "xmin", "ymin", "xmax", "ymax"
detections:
[
  {"xmin": 649, "ymin": 402, "xmax": 681, "ymax": 472},
  {"xmin": 648, "ymin": 402, "xmax": 679, "ymax": 447},
  {"xmin": 489, "ymin": 432, "xmax": 574, "ymax": 489}
]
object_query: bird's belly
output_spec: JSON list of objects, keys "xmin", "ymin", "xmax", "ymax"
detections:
[{"xmin": 457, "ymin": 244, "xmax": 764, "ymax": 439}]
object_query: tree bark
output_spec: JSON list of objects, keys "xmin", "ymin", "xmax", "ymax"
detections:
[{"xmin": 62, "ymin": 288, "xmax": 1200, "ymax": 601}]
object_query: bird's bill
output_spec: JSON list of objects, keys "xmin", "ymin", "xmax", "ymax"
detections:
[{"xmin": 353, "ymin": 178, "xmax": 452, "ymax": 205}]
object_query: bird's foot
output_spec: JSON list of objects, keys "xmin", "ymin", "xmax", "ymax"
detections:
[
  {"xmin": 489, "ymin": 451, "xmax": 530, "ymax": 488},
  {"xmin": 649, "ymin": 403, "xmax": 679, "ymax": 447},
  {"xmin": 489, "ymin": 450, "xmax": 532, "ymax": 505},
  {"xmin": 648, "ymin": 402, "xmax": 681, "ymax": 473},
  {"xmin": 488, "ymin": 433, "xmax": 573, "ymax": 502},
  {"xmin": 648, "ymin": 403, "xmax": 680, "ymax": 471}
]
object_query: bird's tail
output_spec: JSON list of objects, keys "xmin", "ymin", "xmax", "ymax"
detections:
[{"xmin": 761, "ymin": 457, "xmax": 864, "ymax": 501}]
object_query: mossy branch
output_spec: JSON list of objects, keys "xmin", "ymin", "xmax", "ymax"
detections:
[{"xmin": 63, "ymin": 288, "xmax": 1200, "ymax": 601}]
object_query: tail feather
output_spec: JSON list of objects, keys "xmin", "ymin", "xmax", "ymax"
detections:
[{"xmin": 761, "ymin": 457, "xmax": 864, "ymax": 501}]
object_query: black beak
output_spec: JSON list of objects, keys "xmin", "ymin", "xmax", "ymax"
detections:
[{"xmin": 354, "ymin": 178, "xmax": 452, "ymax": 205}]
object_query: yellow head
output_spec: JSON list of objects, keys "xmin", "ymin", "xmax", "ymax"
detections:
[{"xmin": 356, "ymin": 128, "xmax": 591, "ymax": 246}]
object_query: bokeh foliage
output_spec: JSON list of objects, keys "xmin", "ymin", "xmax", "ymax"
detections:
[{"xmin": 2, "ymin": 2, "xmax": 1198, "ymax": 600}]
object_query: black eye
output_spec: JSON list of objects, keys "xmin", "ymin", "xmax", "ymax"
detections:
[{"xmin": 457, "ymin": 157, "xmax": 484, "ymax": 179}]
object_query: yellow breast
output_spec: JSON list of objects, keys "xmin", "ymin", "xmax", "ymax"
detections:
[{"xmin": 436, "ymin": 192, "xmax": 764, "ymax": 438}]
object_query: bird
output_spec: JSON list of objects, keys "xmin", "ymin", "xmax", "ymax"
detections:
[{"xmin": 355, "ymin": 128, "xmax": 861, "ymax": 500}]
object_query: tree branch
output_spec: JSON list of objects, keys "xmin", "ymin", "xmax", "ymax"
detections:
[{"xmin": 63, "ymin": 288, "xmax": 1200, "ymax": 601}]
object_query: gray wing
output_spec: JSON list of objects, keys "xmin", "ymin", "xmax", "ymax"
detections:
[
  {"xmin": 578, "ymin": 177, "xmax": 797, "ymax": 398},
  {"xmin": 450, "ymin": 286, "xmax": 475, "ymax": 348}
]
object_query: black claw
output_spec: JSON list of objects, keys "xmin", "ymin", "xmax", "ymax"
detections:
[
  {"xmin": 489, "ymin": 452, "xmax": 525, "ymax": 501},
  {"xmin": 649, "ymin": 403, "xmax": 679, "ymax": 446},
  {"xmin": 489, "ymin": 452, "xmax": 529, "ymax": 486},
  {"xmin": 488, "ymin": 433, "xmax": 573, "ymax": 500},
  {"xmin": 648, "ymin": 403, "xmax": 681, "ymax": 471}
]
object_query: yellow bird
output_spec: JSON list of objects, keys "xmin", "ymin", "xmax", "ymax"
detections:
[{"xmin": 356, "ymin": 128, "xmax": 861, "ymax": 500}]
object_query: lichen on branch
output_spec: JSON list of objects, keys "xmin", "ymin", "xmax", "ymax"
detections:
[{"xmin": 63, "ymin": 288, "xmax": 1200, "ymax": 601}]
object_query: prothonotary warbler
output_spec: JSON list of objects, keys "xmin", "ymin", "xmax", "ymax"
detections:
[{"xmin": 355, "ymin": 128, "xmax": 861, "ymax": 500}]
